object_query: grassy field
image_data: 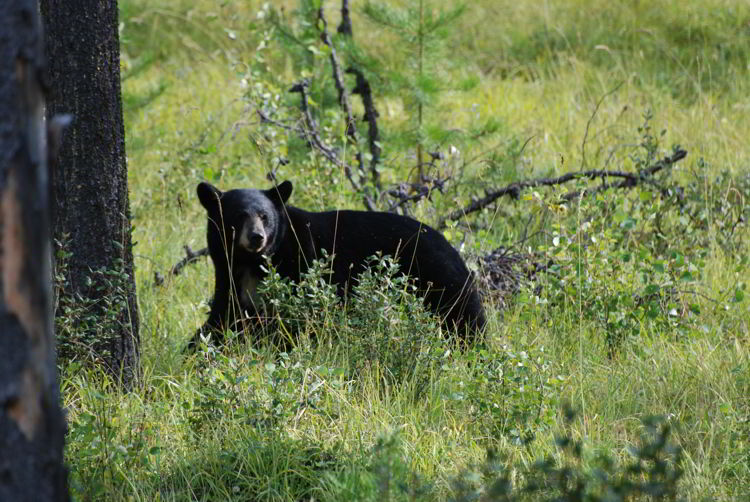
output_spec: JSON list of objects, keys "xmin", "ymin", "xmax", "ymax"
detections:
[{"xmin": 62, "ymin": 0, "xmax": 749, "ymax": 500}]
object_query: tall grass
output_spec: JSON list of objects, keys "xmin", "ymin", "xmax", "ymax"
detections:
[{"xmin": 60, "ymin": 0, "xmax": 750, "ymax": 500}]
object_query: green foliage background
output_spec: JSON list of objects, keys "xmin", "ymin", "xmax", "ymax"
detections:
[{"xmin": 62, "ymin": 0, "xmax": 749, "ymax": 500}]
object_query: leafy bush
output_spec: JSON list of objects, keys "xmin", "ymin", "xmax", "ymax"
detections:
[
  {"xmin": 319, "ymin": 410, "xmax": 685, "ymax": 502},
  {"xmin": 343, "ymin": 254, "xmax": 449, "ymax": 397},
  {"xmin": 259, "ymin": 253, "xmax": 449, "ymax": 397},
  {"xmin": 259, "ymin": 250, "xmax": 341, "ymax": 344},
  {"xmin": 63, "ymin": 369, "xmax": 160, "ymax": 499},
  {"xmin": 461, "ymin": 347, "xmax": 564, "ymax": 445},
  {"xmin": 55, "ymin": 237, "xmax": 136, "ymax": 368},
  {"xmin": 524, "ymin": 112, "xmax": 748, "ymax": 354},
  {"xmin": 449, "ymin": 410, "xmax": 685, "ymax": 502}
]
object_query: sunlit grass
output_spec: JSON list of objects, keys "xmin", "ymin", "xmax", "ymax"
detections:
[{"xmin": 60, "ymin": 0, "xmax": 750, "ymax": 499}]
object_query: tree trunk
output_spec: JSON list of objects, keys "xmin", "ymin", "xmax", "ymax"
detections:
[
  {"xmin": 39, "ymin": 0, "xmax": 139, "ymax": 386},
  {"xmin": 0, "ymin": 1, "xmax": 70, "ymax": 500}
]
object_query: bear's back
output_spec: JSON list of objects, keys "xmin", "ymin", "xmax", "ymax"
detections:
[{"xmin": 279, "ymin": 207, "xmax": 484, "ymax": 334}]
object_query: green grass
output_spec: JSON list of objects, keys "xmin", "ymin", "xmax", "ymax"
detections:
[{"xmin": 62, "ymin": 0, "xmax": 749, "ymax": 500}]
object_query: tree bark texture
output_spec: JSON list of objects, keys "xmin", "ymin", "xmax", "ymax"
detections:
[
  {"xmin": 39, "ymin": 0, "xmax": 139, "ymax": 385},
  {"xmin": 0, "ymin": 1, "xmax": 70, "ymax": 500}
]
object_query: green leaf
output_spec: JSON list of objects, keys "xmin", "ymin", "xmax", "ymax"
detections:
[{"xmin": 733, "ymin": 289, "xmax": 744, "ymax": 303}]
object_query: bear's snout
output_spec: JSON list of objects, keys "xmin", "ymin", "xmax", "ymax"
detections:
[
  {"xmin": 248, "ymin": 231, "xmax": 264, "ymax": 248},
  {"xmin": 238, "ymin": 217, "xmax": 268, "ymax": 253}
]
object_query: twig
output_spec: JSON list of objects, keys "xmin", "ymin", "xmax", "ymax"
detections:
[
  {"xmin": 156, "ymin": 245, "xmax": 210, "ymax": 285},
  {"xmin": 581, "ymin": 82, "xmax": 624, "ymax": 169},
  {"xmin": 386, "ymin": 184, "xmax": 430, "ymax": 212},
  {"xmin": 317, "ymin": 7, "xmax": 367, "ymax": 185},
  {"xmin": 289, "ymin": 80, "xmax": 377, "ymax": 211},
  {"xmin": 437, "ymin": 148, "xmax": 687, "ymax": 228},
  {"xmin": 383, "ymin": 153, "xmax": 449, "ymax": 213},
  {"xmin": 256, "ymin": 109, "xmax": 304, "ymax": 135},
  {"xmin": 678, "ymin": 289, "xmax": 721, "ymax": 305}
]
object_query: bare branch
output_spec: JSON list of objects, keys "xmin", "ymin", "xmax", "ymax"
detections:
[
  {"xmin": 347, "ymin": 67, "xmax": 382, "ymax": 189},
  {"xmin": 337, "ymin": 0, "xmax": 352, "ymax": 36},
  {"xmin": 155, "ymin": 245, "xmax": 210, "ymax": 286},
  {"xmin": 256, "ymin": 109, "xmax": 304, "ymax": 135},
  {"xmin": 171, "ymin": 245, "xmax": 209, "ymax": 276},
  {"xmin": 437, "ymin": 148, "xmax": 688, "ymax": 228},
  {"xmin": 562, "ymin": 147, "xmax": 687, "ymax": 201},
  {"xmin": 289, "ymin": 80, "xmax": 377, "ymax": 211},
  {"xmin": 317, "ymin": 7, "xmax": 366, "ymax": 184}
]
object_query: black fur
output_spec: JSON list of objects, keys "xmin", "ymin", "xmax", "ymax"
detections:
[{"xmin": 189, "ymin": 180, "xmax": 485, "ymax": 349}]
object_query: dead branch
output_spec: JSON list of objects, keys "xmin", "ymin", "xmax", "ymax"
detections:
[
  {"xmin": 437, "ymin": 148, "xmax": 688, "ymax": 228},
  {"xmin": 347, "ymin": 67, "xmax": 382, "ymax": 188},
  {"xmin": 256, "ymin": 109, "xmax": 304, "ymax": 135},
  {"xmin": 562, "ymin": 147, "xmax": 687, "ymax": 201},
  {"xmin": 384, "ymin": 155, "xmax": 449, "ymax": 213},
  {"xmin": 257, "ymin": 82, "xmax": 376, "ymax": 210},
  {"xmin": 155, "ymin": 245, "xmax": 209, "ymax": 285},
  {"xmin": 317, "ymin": 7, "xmax": 366, "ymax": 185},
  {"xmin": 338, "ymin": 0, "xmax": 352, "ymax": 36},
  {"xmin": 288, "ymin": 80, "xmax": 377, "ymax": 211},
  {"xmin": 478, "ymin": 246, "xmax": 553, "ymax": 309}
]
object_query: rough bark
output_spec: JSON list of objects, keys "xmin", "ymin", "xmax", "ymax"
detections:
[
  {"xmin": 39, "ymin": 0, "xmax": 139, "ymax": 386},
  {"xmin": 0, "ymin": 1, "xmax": 70, "ymax": 500}
]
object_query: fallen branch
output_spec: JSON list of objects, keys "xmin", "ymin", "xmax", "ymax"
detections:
[
  {"xmin": 437, "ymin": 148, "xmax": 688, "ymax": 228},
  {"xmin": 155, "ymin": 245, "xmax": 209, "ymax": 285},
  {"xmin": 562, "ymin": 148, "xmax": 687, "ymax": 201},
  {"xmin": 478, "ymin": 246, "xmax": 553, "ymax": 310}
]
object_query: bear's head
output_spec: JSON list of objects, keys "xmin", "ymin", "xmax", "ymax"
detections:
[{"xmin": 197, "ymin": 180, "xmax": 293, "ymax": 256}]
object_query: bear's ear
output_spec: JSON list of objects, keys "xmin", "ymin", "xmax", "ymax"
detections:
[
  {"xmin": 197, "ymin": 182, "xmax": 222, "ymax": 211},
  {"xmin": 267, "ymin": 180, "xmax": 293, "ymax": 205}
]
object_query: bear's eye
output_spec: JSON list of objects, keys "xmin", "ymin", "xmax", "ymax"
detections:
[{"xmin": 259, "ymin": 212, "xmax": 269, "ymax": 223}]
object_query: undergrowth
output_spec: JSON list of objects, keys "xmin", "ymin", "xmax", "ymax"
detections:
[{"xmin": 59, "ymin": 0, "xmax": 750, "ymax": 500}]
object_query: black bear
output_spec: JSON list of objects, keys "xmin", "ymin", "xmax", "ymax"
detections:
[{"xmin": 189, "ymin": 180, "xmax": 485, "ymax": 349}]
